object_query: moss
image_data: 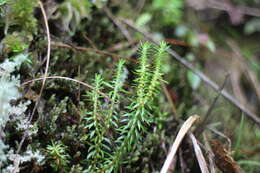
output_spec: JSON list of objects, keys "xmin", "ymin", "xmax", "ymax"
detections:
[
  {"xmin": 50, "ymin": 0, "xmax": 92, "ymax": 35},
  {"xmin": 5, "ymin": 0, "xmax": 37, "ymax": 34},
  {"xmin": 2, "ymin": 32, "xmax": 29, "ymax": 54}
]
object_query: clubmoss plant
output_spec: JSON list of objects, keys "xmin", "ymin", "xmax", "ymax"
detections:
[
  {"xmin": 106, "ymin": 42, "xmax": 168, "ymax": 172},
  {"xmin": 80, "ymin": 41, "xmax": 168, "ymax": 172},
  {"xmin": 106, "ymin": 59, "xmax": 125, "ymax": 130},
  {"xmin": 46, "ymin": 141, "xmax": 70, "ymax": 172},
  {"xmin": 83, "ymin": 74, "xmax": 106, "ymax": 171},
  {"xmin": 83, "ymin": 60, "xmax": 126, "ymax": 172}
]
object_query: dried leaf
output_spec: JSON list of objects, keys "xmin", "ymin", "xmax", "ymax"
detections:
[
  {"xmin": 209, "ymin": 139, "xmax": 243, "ymax": 173},
  {"xmin": 24, "ymin": 89, "xmax": 39, "ymax": 102}
]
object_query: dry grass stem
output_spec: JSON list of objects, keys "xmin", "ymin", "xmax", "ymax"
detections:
[
  {"xmin": 189, "ymin": 133, "xmax": 209, "ymax": 173},
  {"xmin": 37, "ymin": 0, "xmax": 51, "ymax": 98},
  {"xmin": 12, "ymin": 1, "xmax": 51, "ymax": 172},
  {"xmin": 203, "ymin": 133, "xmax": 217, "ymax": 173},
  {"xmin": 22, "ymin": 76, "xmax": 110, "ymax": 99},
  {"xmin": 160, "ymin": 115, "xmax": 200, "ymax": 173}
]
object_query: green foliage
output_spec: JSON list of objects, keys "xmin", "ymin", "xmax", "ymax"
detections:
[
  {"xmin": 244, "ymin": 18, "xmax": 260, "ymax": 35},
  {"xmin": 233, "ymin": 0, "xmax": 257, "ymax": 6},
  {"xmin": 256, "ymin": 129, "xmax": 260, "ymax": 139},
  {"xmin": 136, "ymin": 13, "xmax": 152, "ymax": 27},
  {"xmin": 1, "ymin": 0, "xmax": 259, "ymax": 172},
  {"xmin": 83, "ymin": 74, "xmax": 107, "ymax": 171},
  {"xmin": 234, "ymin": 114, "xmax": 245, "ymax": 155},
  {"xmin": 46, "ymin": 141, "xmax": 71, "ymax": 172},
  {"xmin": 0, "ymin": 0, "xmax": 6, "ymax": 16},
  {"xmin": 51, "ymin": 0, "xmax": 92, "ymax": 35},
  {"xmin": 91, "ymin": 0, "xmax": 107, "ymax": 8},
  {"xmin": 99, "ymin": 42, "xmax": 168, "ymax": 172},
  {"xmin": 2, "ymin": 32, "xmax": 28, "ymax": 54},
  {"xmin": 46, "ymin": 96, "xmax": 70, "ymax": 134},
  {"xmin": 1, "ymin": 0, "xmax": 36, "ymax": 66},
  {"xmin": 81, "ymin": 60, "xmax": 126, "ymax": 172},
  {"xmin": 152, "ymin": 0, "xmax": 183, "ymax": 25},
  {"xmin": 175, "ymin": 25, "xmax": 216, "ymax": 52},
  {"xmin": 146, "ymin": 42, "xmax": 167, "ymax": 100},
  {"xmin": 69, "ymin": 0, "xmax": 92, "ymax": 17},
  {"xmin": 106, "ymin": 59, "xmax": 126, "ymax": 130},
  {"xmin": 65, "ymin": 42, "xmax": 169, "ymax": 172},
  {"xmin": 238, "ymin": 160, "xmax": 260, "ymax": 167},
  {"xmin": 0, "ymin": 0, "xmax": 6, "ymax": 5},
  {"xmin": 238, "ymin": 160, "xmax": 260, "ymax": 173},
  {"xmin": 187, "ymin": 70, "xmax": 201, "ymax": 90},
  {"xmin": 4, "ymin": 0, "xmax": 37, "ymax": 34}
]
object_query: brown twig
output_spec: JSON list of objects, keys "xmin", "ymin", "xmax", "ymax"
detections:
[
  {"xmin": 208, "ymin": 0, "xmax": 260, "ymax": 18},
  {"xmin": 24, "ymin": 0, "xmax": 51, "ymax": 123},
  {"xmin": 120, "ymin": 18, "xmax": 260, "ymax": 126},
  {"xmin": 12, "ymin": 1, "xmax": 51, "ymax": 172},
  {"xmin": 103, "ymin": 6, "xmax": 133, "ymax": 43},
  {"xmin": 105, "ymin": 41, "xmax": 136, "ymax": 52},
  {"xmin": 19, "ymin": 0, "xmax": 51, "ymax": 124},
  {"xmin": 38, "ymin": 0, "xmax": 51, "ymax": 94},
  {"xmin": 83, "ymin": 33, "xmax": 98, "ymax": 50},
  {"xmin": 195, "ymin": 74, "xmax": 229, "ymax": 135},
  {"xmin": 51, "ymin": 41, "xmax": 136, "ymax": 63},
  {"xmin": 227, "ymin": 40, "xmax": 260, "ymax": 104},
  {"xmin": 203, "ymin": 133, "xmax": 217, "ymax": 173},
  {"xmin": 162, "ymin": 83, "xmax": 178, "ymax": 119},
  {"xmin": 209, "ymin": 139, "xmax": 243, "ymax": 173},
  {"xmin": 22, "ymin": 76, "xmax": 110, "ymax": 99},
  {"xmin": 207, "ymin": 126, "xmax": 232, "ymax": 151}
]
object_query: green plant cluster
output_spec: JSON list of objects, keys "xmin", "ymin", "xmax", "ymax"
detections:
[
  {"xmin": 1, "ymin": 0, "xmax": 259, "ymax": 172},
  {"xmin": 79, "ymin": 42, "xmax": 168, "ymax": 172},
  {"xmin": 0, "ymin": 0, "xmax": 37, "ymax": 58},
  {"xmin": 4, "ymin": 0, "xmax": 37, "ymax": 34},
  {"xmin": 152, "ymin": 0, "xmax": 183, "ymax": 25},
  {"xmin": 22, "ymin": 42, "xmax": 168, "ymax": 172},
  {"xmin": 0, "ymin": 54, "xmax": 45, "ymax": 172}
]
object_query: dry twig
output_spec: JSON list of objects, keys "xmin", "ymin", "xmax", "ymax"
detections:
[
  {"xmin": 189, "ymin": 133, "xmax": 210, "ymax": 173},
  {"xmin": 103, "ymin": 6, "xmax": 133, "ymax": 43},
  {"xmin": 207, "ymin": 126, "xmax": 232, "ymax": 151},
  {"xmin": 208, "ymin": 0, "xmax": 260, "ymax": 18},
  {"xmin": 203, "ymin": 133, "xmax": 217, "ymax": 173},
  {"xmin": 162, "ymin": 83, "xmax": 178, "ymax": 119},
  {"xmin": 51, "ymin": 41, "xmax": 136, "ymax": 63},
  {"xmin": 12, "ymin": 1, "xmax": 51, "ymax": 172},
  {"xmin": 195, "ymin": 74, "xmax": 229, "ymax": 135},
  {"xmin": 37, "ymin": 0, "xmax": 51, "ymax": 100},
  {"xmin": 22, "ymin": 76, "xmax": 110, "ymax": 99}
]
